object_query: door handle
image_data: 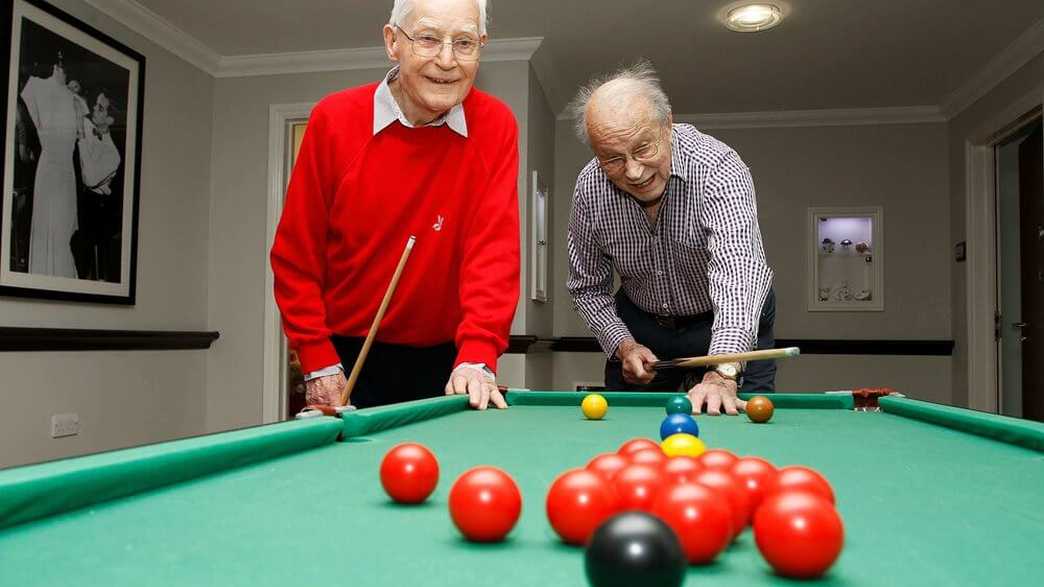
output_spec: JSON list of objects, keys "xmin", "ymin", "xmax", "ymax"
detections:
[{"xmin": 1012, "ymin": 322, "xmax": 1028, "ymax": 329}]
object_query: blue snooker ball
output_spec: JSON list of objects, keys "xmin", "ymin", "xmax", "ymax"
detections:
[{"xmin": 659, "ymin": 413, "xmax": 699, "ymax": 440}]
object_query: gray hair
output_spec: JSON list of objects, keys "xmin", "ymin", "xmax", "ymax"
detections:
[
  {"xmin": 389, "ymin": 0, "xmax": 488, "ymax": 36},
  {"xmin": 567, "ymin": 60, "xmax": 672, "ymax": 145}
]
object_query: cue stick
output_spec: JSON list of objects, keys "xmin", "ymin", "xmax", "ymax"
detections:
[
  {"xmin": 651, "ymin": 346, "xmax": 800, "ymax": 370},
  {"xmin": 339, "ymin": 235, "xmax": 417, "ymax": 406}
]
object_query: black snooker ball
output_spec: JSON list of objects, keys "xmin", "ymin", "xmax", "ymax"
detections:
[{"xmin": 584, "ymin": 511, "xmax": 686, "ymax": 587}]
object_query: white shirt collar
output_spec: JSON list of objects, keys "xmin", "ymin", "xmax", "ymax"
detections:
[{"xmin": 373, "ymin": 66, "xmax": 468, "ymax": 137}]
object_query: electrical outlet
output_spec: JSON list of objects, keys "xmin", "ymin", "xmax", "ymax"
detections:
[{"xmin": 51, "ymin": 413, "xmax": 80, "ymax": 438}]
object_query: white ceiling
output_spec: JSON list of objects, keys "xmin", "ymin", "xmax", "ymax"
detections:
[{"xmin": 130, "ymin": 0, "xmax": 1044, "ymax": 114}]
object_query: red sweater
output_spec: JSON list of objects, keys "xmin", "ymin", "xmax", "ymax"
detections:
[{"xmin": 271, "ymin": 83, "xmax": 520, "ymax": 374}]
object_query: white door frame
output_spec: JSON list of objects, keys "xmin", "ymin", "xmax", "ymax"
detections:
[
  {"xmin": 965, "ymin": 142, "xmax": 998, "ymax": 413},
  {"xmin": 262, "ymin": 102, "xmax": 315, "ymax": 424},
  {"xmin": 963, "ymin": 85, "xmax": 1044, "ymax": 413}
]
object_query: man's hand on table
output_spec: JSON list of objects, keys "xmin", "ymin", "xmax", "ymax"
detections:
[
  {"xmin": 617, "ymin": 339, "xmax": 658, "ymax": 385},
  {"xmin": 445, "ymin": 364, "xmax": 507, "ymax": 410},
  {"xmin": 305, "ymin": 371, "xmax": 349, "ymax": 407},
  {"xmin": 688, "ymin": 370, "xmax": 745, "ymax": 416}
]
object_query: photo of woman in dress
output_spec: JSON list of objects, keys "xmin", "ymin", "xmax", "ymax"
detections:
[
  {"xmin": 9, "ymin": 15, "xmax": 130, "ymax": 282},
  {"xmin": 19, "ymin": 51, "xmax": 79, "ymax": 277}
]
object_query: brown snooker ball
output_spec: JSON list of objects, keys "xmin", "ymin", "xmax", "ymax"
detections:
[{"xmin": 746, "ymin": 396, "xmax": 774, "ymax": 423}]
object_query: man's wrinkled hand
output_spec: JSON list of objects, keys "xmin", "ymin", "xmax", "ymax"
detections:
[
  {"xmin": 687, "ymin": 372, "xmax": 744, "ymax": 416},
  {"xmin": 617, "ymin": 340, "xmax": 658, "ymax": 385},
  {"xmin": 445, "ymin": 365, "xmax": 507, "ymax": 410},
  {"xmin": 305, "ymin": 371, "xmax": 349, "ymax": 407}
]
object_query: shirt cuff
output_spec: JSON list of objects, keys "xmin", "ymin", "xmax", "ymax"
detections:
[
  {"xmin": 708, "ymin": 328, "xmax": 755, "ymax": 357},
  {"xmin": 455, "ymin": 362, "xmax": 495, "ymax": 381},
  {"xmin": 304, "ymin": 363, "xmax": 343, "ymax": 381},
  {"xmin": 598, "ymin": 322, "xmax": 634, "ymax": 360}
]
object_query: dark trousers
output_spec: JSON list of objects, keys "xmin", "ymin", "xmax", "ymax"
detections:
[
  {"xmin": 605, "ymin": 288, "xmax": 777, "ymax": 393},
  {"xmin": 330, "ymin": 336, "xmax": 456, "ymax": 409}
]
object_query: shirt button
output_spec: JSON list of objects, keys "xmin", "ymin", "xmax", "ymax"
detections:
[
  {"xmin": 657, "ymin": 270, "xmax": 664, "ymax": 276},
  {"xmin": 662, "ymin": 303, "xmax": 668, "ymax": 309}
]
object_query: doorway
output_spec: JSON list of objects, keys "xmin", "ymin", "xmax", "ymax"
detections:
[
  {"xmin": 262, "ymin": 103, "xmax": 314, "ymax": 423},
  {"xmin": 995, "ymin": 114, "xmax": 1043, "ymax": 422}
]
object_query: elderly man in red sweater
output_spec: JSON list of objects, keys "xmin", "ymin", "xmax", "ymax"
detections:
[{"xmin": 271, "ymin": 0, "xmax": 519, "ymax": 411}]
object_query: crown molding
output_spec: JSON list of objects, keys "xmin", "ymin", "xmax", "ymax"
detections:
[
  {"xmin": 216, "ymin": 37, "xmax": 542, "ymax": 78},
  {"xmin": 217, "ymin": 46, "xmax": 389, "ymax": 78},
  {"xmin": 85, "ymin": 0, "xmax": 540, "ymax": 78},
  {"xmin": 677, "ymin": 106, "xmax": 946, "ymax": 128},
  {"xmin": 84, "ymin": 0, "xmax": 220, "ymax": 75},
  {"xmin": 558, "ymin": 105, "xmax": 945, "ymax": 128},
  {"xmin": 941, "ymin": 18, "xmax": 1044, "ymax": 119},
  {"xmin": 480, "ymin": 37, "xmax": 543, "ymax": 62}
]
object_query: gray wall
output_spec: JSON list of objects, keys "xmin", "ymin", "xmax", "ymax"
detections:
[
  {"xmin": 550, "ymin": 118, "xmax": 954, "ymax": 403},
  {"xmin": 524, "ymin": 63, "xmax": 556, "ymax": 339},
  {"xmin": 206, "ymin": 61, "xmax": 535, "ymax": 432},
  {"xmin": 521, "ymin": 65, "xmax": 556, "ymax": 390},
  {"xmin": 0, "ymin": 0, "xmax": 214, "ymax": 467},
  {"xmin": 947, "ymin": 52, "xmax": 1044, "ymax": 407}
]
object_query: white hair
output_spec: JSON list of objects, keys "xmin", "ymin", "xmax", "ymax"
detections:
[
  {"xmin": 567, "ymin": 60, "xmax": 672, "ymax": 145},
  {"xmin": 389, "ymin": 0, "xmax": 488, "ymax": 36}
]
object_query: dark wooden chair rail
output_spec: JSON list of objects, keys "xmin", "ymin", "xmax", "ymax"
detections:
[{"xmin": 0, "ymin": 328, "xmax": 220, "ymax": 351}]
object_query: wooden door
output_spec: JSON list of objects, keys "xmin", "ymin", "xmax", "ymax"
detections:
[{"xmin": 1018, "ymin": 124, "xmax": 1043, "ymax": 422}]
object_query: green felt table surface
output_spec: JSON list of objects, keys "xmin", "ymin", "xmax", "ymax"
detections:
[{"xmin": 1, "ymin": 392, "xmax": 1041, "ymax": 586}]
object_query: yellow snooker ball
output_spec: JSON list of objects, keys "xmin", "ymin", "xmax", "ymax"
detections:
[
  {"xmin": 581, "ymin": 394, "xmax": 608, "ymax": 420},
  {"xmin": 661, "ymin": 433, "xmax": 706, "ymax": 458}
]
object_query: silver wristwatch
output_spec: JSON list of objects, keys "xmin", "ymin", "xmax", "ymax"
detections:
[{"xmin": 713, "ymin": 362, "xmax": 741, "ymax": 381}]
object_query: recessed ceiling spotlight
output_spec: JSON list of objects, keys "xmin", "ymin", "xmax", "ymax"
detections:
[{"xmin": 724, "ymin": 2, "xmax": 784, "ymax": 32}]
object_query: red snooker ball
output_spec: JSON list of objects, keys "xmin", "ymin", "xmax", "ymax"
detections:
[
  {"xmin": 697, "ymin": 449, "xmax": 739, "ymax": 471},
  {"xmin": 629, "ymin": 448, "xmax": 668, "ymax": 468},
  {"xmin": 586, "ymin": 452, "xmax": 630, "ymax": 482},
  {"xmin": 692, "ymin": 469, "xmax": 750, "ymax": 539},
  {"xmin": 379, "ymin": 443, "xmax": 439, "ymax": 504},
  {"xmin": 617, "ymin": 438, "xmax": 661, "ymax": 457},
  {"xmin": 652, "ymin": 482, "xmax": 733, "ymax": 565},
  {"xmin": 546, "ymin": 468, "xmax": 619, "ymax": 545},
  {"xmin": 730, "ymin": 456, "xmax": 778, "ymax": 513},
  {"xmin": 662, "ymin": 456, "xmax": 703, "ymax": 483},
  {"xmin": 754, "ymin": 491, "xmax": 844, "ymax": 579},
  {"xmin": 613, "ymin": 464, "xmax": 666, "ymax": 512},
  {"xmin": 448, "ymin": 466, "xmax": 522, "ymax": 542},
  {"xmin": 770, "ymin": 466, "xmax": 836, "ymax": 504}
]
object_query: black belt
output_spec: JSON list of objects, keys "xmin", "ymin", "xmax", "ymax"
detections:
[{"xmin": 653, "ymin": 312, "xmax": 710, "ymax": 330}]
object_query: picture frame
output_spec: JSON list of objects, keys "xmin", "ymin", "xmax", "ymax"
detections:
[{"xmin": 1, "ymin": 0, "xmax": 144, "ymax": 304}]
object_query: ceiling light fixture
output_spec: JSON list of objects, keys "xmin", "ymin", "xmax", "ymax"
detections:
[{"xmin": 724, "ymin": 3, "xmax": 784, "ymax": 32}]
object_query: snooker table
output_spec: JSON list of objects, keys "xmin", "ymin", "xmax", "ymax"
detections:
[{"xmin": 1, "ymin": 391, "xmax": 1042, "ymax": 586}]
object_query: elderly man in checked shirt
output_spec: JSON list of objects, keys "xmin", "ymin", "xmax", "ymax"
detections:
[{"xmin": 566, "ymin": 61, "xmax": 777, "ymax": 416}]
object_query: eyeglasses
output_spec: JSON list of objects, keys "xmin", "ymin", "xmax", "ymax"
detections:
[
  {"xmin": 597, "ymin": 128, "xmax": 669, "ymax": 176},
  {"xmin": 395, "ymin": 26, "xmax": 484, "ymax": 62}
]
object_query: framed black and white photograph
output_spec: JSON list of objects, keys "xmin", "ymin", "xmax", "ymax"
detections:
[{"xmin": 1, "ymin": 0, "xmax": 143, "ymax": 304}]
